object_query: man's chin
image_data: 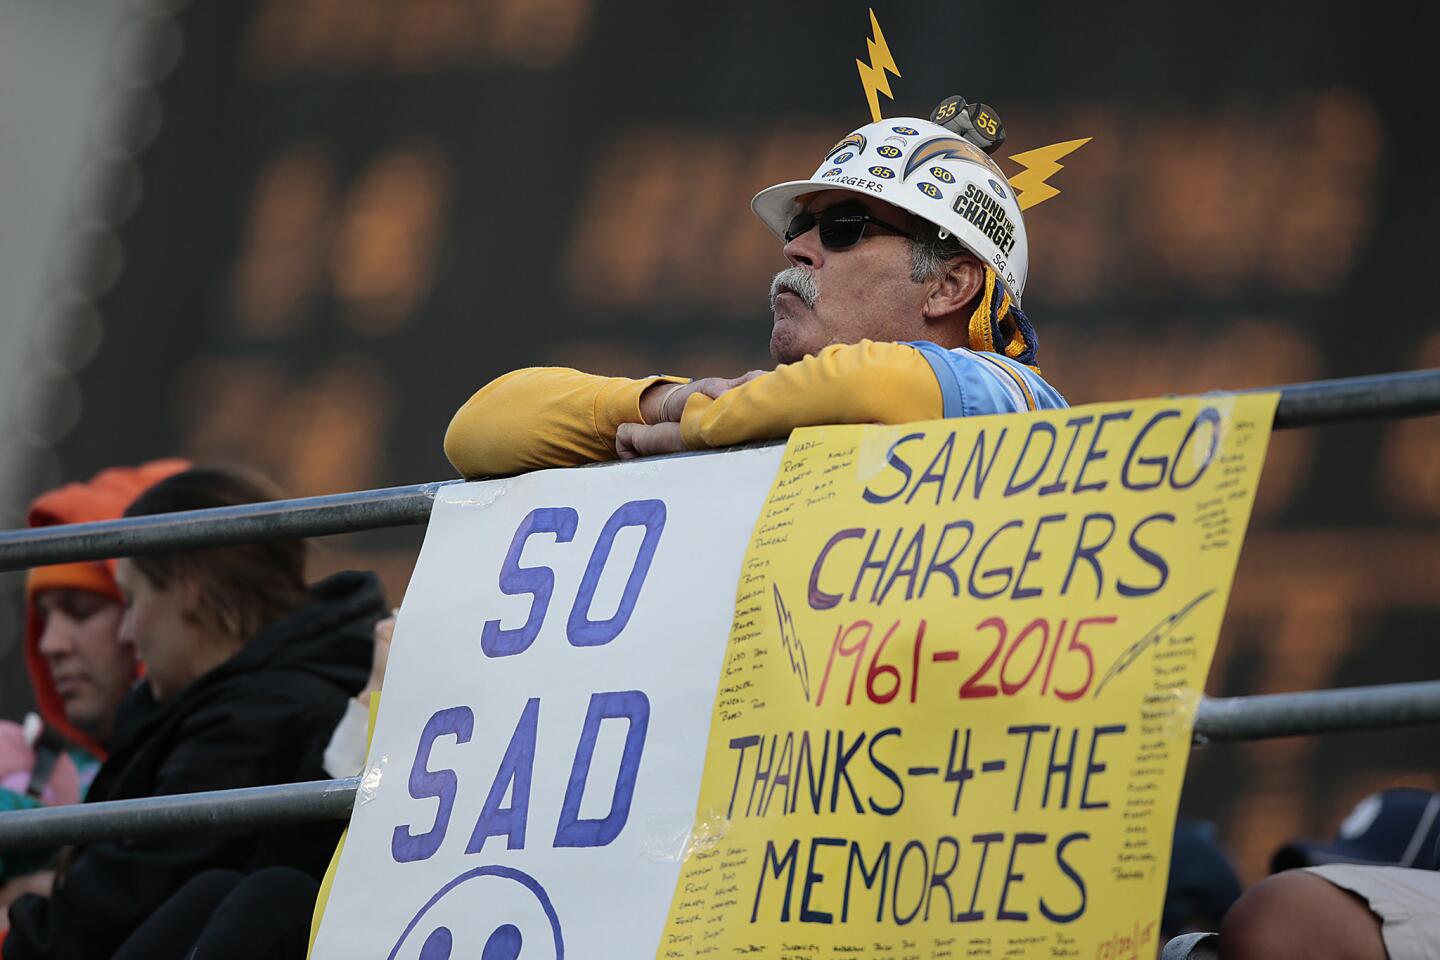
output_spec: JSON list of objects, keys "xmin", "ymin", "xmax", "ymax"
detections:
[
  {"xmin": 769, "ymin": 315, "xmax": 814, "ymax": 364},
  {"xmin": 63, "ymin": 703, "xmax": 102, "ymax": 737}
]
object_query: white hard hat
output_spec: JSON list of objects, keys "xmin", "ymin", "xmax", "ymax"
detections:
[{"xmin": 752, "ymin": 116, "xmax": 1030, "ymax": 304}]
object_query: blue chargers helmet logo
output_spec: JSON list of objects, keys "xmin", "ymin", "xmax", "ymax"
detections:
[
  {"xmin": 877, "ymin": 144, "xmax": 902, "ymax": 159},
  {"xmin": 903, "ymin": 136, "xmax": 994, "ymax": 181},
  {"xmin": 891, "ymin": 125, "xmax": 920, "ymax": 135},
  {"xmin": 988, "ymin": 178, "xmax": 1008, "ymax": 198},
  {"xmin": 931, "ymin": 166, "xmax": 956, "ymax": 184},
  {"xmin": 868, "ymin": 165, "xmax": 895, "ymax": 179},
  {"xmin": 832, "ymin": 151, "xmax": 854, "ymax": 163},
  {"xmin": 916, "ymin": 182, "xmax": 943, "ymax": 199},
  {"xmin": 825, "ymin": 132, "xmax": 867, "ymax": 161},
  {"xmin": 822, "ymin": 167, "xmax": 843, "ymax": 178}
]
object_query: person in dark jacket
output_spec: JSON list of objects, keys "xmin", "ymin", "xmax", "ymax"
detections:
[
  {"xmin": 1, "ymin": 459, "xmax": 188, "ymax": 912},
  {"xmin": 2, "ymin": 467, "xmax": 384, "ymax": 960}
]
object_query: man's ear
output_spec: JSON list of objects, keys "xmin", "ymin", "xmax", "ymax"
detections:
[{"xmin": 920, "ymin": 255, "xmax": 985, "ymax": 324}]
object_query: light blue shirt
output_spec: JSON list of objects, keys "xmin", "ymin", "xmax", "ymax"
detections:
[{"xmin": 907, "ymin": 341, "xmax": 1068, "ymax": 417}]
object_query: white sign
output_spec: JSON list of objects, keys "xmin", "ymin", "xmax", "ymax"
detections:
[{"xmin": 311, "ymin": 447, "xmax": 782, "ymax": 959}]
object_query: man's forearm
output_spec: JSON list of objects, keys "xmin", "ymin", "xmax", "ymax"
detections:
[
  {"xmin": 444, "ymin": 367, "xmax": 684, "ymax": 478},
  {"xmin": 678, "ymin": 340, "xmax": 943, "ymax": 449}
]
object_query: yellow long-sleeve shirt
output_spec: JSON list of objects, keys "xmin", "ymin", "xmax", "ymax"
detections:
[{"xmin": 444, "ymin": 341, "xmax": 942, "ymax": 479}]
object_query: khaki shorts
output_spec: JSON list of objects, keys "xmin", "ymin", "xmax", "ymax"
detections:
[{"xmin": 1307, "ymin": 864, "xmax": 1440, "ymax": 959}]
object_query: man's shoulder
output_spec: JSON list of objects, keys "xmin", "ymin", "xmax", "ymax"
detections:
[{"xmin": 902, "ymin": 341, "xmax": 1067, "ymax": 416}]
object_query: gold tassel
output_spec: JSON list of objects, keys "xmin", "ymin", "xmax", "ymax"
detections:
[
  {"xmin": 966, "ymin": 266, "xmax": 1044, "ymax": 376},
  {"xmin": 967, "ymin": 268, "xmax": 997, "ymax": 354},
  {"xmin": 1000, "ymin": 293, "xmax": 1028, "ymax": 360}
]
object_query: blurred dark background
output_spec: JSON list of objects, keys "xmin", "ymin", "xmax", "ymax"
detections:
[{"xmin": 0, "ymin": 0, "xmax": 1434, "ymax": 883}]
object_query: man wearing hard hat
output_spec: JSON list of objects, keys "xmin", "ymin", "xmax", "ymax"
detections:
[{"xmin": 444, "ymin": 98, "xmax": 1066, "ymax": 479}]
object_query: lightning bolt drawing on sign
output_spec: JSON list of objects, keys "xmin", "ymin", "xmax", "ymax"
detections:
[
  {"xmin": 772, "ymin": 584, "xmax": 811, "ymax": 702},
  {"xmin": 1006, "ymin": 137, "xmax": 1092, "ymax": 210},
  {"xmin": 855, "ymin": 8, "xmax": 900, "ymax": 123}
]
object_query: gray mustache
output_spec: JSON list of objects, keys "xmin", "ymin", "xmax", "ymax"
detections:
[{"xmin": 769, "ymin": 267, "xmax": 819, "ymax": 310}]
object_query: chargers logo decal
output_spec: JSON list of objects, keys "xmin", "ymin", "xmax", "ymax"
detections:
[
  {"xmin": 876, "ymin": 144, "xmax": 902, "ymax": 159},
  {"xmin": 868, "ymin": 165, "xmax": 895, "ymax": 179},
  {"xmin": 916, "ymin": 182, "xmax": 943, "ymax": 199},
  {"xmin": 825, "ymin": 132, "xmax": 867, "ymax": 161},
  {"xmin": 902, "ymin": 136, "xmax": 1001, "ymax": 182}
]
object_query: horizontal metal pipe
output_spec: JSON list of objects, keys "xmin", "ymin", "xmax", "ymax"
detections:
[
  {"xmin": 0, "ymin": 480, "xmax": 455, "ymax": 572},
  {"xmin": 4, "ymin": 682, "xmax": 1440, "ymax": 851},
  {"xmin": 0, "ymin": 777, "xmax": 360, "ymax": 851},
  {"xmin": 1192, "ymin": 680, "xmax": 1440, "ymax": 743},
  {"xmin": 1267, "ymin": 367, "xmax": 1440, "ymax": 429},
  {"xmin": 1, "ymin": 368, "xmax": 1438, "ymax": 573}
]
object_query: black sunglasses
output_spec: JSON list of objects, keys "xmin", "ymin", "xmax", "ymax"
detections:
[{"xmin": 784, "ymin": 200, "xmax": 915, "ymax": 248}]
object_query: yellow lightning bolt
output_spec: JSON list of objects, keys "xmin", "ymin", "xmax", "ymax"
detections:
[
  {"xmin": 1007, "ymin": 137, "xmax": 1091, "ymax": 210},
  {"xmin": 855, "ymin": 8, "xmax": 900, "ymax": 123}
]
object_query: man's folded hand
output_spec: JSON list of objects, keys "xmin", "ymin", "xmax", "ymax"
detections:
[
  {"xmin": 622, "ymin": 370, "xmax": 766, "ymax": 460},
  {"xmin": 639, "ymin": 371, "xmax": 765, "ymax": 426},
  {"xmin": 616, "ymin": 421, "xmax": 686, "ymax": 459}
]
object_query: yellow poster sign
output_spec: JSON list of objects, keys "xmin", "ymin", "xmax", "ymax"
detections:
[{"xmin": 659, "ymin": 394, "xmax": 1278, "ymax": 960}]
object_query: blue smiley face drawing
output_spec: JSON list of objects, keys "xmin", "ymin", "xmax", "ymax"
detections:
[{"xmin": 388, "ymin": 865, "xmax": 564, "ymax": 960}]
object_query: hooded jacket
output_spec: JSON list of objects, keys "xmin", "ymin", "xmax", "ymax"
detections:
[
  {"xmin": 24, "ymin": 459, "xmax": 189, "ymax": 759},
  {"xmin": 2, "ymin": 570, "xmax": 383, "ymax": 960}
]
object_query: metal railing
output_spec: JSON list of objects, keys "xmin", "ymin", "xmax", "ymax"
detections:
[
  {"xmin": 5, "ymin": 368, "xmax": 1440, "ymax": 574},
  {"xmin": 3, "ymin": 367, "xmax": 1440, "ymax": 852},
  {"xmin": 4, "ymin": 679, "xmax": 1440, "ymax": 851}
]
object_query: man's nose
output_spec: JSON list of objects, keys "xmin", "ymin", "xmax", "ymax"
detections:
[
  {"xmin": 783, "ymin": 227, "xmax": 824, "ymax": 269},
  {"xmin": 37, "ymin": 617, "xmax": 74, "ymax": 658}
]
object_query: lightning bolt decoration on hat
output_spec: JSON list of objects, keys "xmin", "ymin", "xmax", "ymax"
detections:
[
  {"xmin": 854, "ymin": 8, "xmax": 1087, "ymax": 210},
  {"xmin": 1008, "ymin": 138, "xmax": 1091, "ymax": 210},
  {"xmin": 754, "ymin": 9, "xmax": 1096, "ymax": 311},
  {"xmin": 855, "ymin": 9, "xmax": 900, "ymax": 124}
]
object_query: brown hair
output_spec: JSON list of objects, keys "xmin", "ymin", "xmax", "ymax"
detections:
[{"xmin": 123, "ymin": 466, "xmax": 309, "ymax": 641}]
